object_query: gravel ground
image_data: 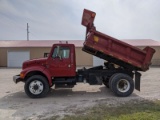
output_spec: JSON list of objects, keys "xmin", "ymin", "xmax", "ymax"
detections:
[{"xmin": 0, "ymin": 67, "xmax": 160, "ymax": 120}]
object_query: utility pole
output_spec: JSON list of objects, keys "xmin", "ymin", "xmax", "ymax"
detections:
[{"xmin": 27, "ymin": 23, "xmax": 29, "ymax": 41}]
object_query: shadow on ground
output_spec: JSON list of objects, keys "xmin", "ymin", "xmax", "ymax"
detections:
[{"xmin": 0, "ymin": 86, "xmax": 142, "ymax": 119}]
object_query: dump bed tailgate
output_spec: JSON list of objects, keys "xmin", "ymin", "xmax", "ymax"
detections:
[{"xmin": 82, "ymin": 9, "xmax": 155, "ymax": 71}]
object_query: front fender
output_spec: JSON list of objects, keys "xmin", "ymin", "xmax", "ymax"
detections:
[{"xmin": 21, "ymin": 66, "xmax": 52, "ymax": 86}]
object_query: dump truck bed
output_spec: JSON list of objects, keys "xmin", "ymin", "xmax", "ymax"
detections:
[{"xmin": 82, "ymin": 9, "xmax": 155, "ymax": 71}]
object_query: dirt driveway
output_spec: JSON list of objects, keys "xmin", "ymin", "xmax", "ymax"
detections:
[{"xmin": 0, "ymin": 67, "xmax": 160, "ymax": 120}]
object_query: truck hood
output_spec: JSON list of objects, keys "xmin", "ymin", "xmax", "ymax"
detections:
[{"xmin": 22, "ymin": 58, "xmax": 47, "ymax": 69}]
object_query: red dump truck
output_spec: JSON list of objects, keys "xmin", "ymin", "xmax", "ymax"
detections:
[{"xmin": 13, "ymin": 9, "xmax": 155, "ymax": 98}]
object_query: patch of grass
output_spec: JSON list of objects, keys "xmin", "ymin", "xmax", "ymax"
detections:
[
  {"xmin": 62, "ymin": 100, "xmax": 160, "ymax": 120},
  {"xmin": 43, "ymin": 115, "xmax": 60, "ymax": 120}
]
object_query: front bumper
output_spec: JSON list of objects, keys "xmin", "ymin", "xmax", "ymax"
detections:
[{"xmin": 13, "ymin": 75, "xmax": 23, "ymax": 84}]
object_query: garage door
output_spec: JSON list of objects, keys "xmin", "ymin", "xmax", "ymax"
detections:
[
  {"xmin": 93, "ymin": 56, "xmax": 105, "ymax": 66},
  {"xmin": 8, "ymin": 51, "xmax": 30, "ymax": 67}
]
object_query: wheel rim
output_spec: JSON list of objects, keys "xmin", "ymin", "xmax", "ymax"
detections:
[
  {"xmin": 117, "ymin": 79, "xmax": 130, "ymax": 93},
  {"xmin": 29, "ymin": 80, "xmax": 44, "ymax": 95}
]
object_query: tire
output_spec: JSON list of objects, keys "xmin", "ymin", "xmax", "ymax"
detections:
[
  {"xmin": 24, "ymin": 75, "xmax": 49, "ymax": 98},
  {"xmin": 109, "ymin": 73, "xmax": 119, "ymax": 92},
  {"xmin": 109, "ymin": 73, "xmax": 134, "ymax": 97}
]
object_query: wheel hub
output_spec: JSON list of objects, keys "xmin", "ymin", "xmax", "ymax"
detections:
[
  {"xmin": 117, "ymin": 79, "xmax": 130, "ymax": 93},
  {"xmin": 29, "ymin": 80, "xmax": 44, "ymax": 95},
  {"xmin": 33, "ymin": 84, "xmax": 39, "ymax": 91}
]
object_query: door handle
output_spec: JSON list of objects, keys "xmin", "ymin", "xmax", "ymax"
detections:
[{"xmin": 68, "ymin": 64, "xmax": 71, "ymax": 68}]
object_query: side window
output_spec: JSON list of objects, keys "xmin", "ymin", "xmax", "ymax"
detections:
[
  {"xmin": 52, "ymin": 46, "xmax": 70, "ymax": 59},
  {"xmin": 61, "ymin": 47, "xmax": 70, "ymax": 59}
]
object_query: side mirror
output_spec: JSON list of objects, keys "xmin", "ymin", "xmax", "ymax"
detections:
[{"xmin": 44, "ymin": 53, "xmax": 49, "ymax": 58}]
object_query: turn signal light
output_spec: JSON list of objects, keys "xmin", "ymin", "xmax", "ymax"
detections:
[{"xmin": 20, "ymin": 73, "xmax": 24, "ymax": 78}]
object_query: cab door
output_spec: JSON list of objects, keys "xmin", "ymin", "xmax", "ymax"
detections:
[{"xmin": 48, "ymin": 45, "xmax": 76, "ymax": 77}]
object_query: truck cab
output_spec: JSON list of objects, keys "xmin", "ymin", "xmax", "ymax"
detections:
[
  {"xmin": 47, "ymin": 43, "xmax": 76, "ymax": 77},
  {"xmin": 14, "ymin": 43, "xmax": 77, "ymax": 98}
]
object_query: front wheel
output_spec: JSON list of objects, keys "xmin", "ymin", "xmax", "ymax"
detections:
[
  {"xmin": 109, "ymin": 73, "xmax": 134, "ymax": 97},
  {"xmin": 24, "ymin": 75, "xmax": 49, "ymax": 98}
]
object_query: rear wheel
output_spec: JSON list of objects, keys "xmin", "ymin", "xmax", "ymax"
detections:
[
  {"xmin": 109, "ymin": 73, "xmax": 134, "ymax": 97},
  {"xmin": 24, "ymin": 75, "xmax": 49, "ymax": 98}
]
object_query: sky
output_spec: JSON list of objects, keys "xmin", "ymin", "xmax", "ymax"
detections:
[{"xmin": 0, "ymin": 0, "xmax": 160, "ymax": 41}]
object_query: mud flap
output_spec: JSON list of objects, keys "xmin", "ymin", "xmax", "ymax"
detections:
[{"xmin": 135, "ymin": 72, "xmax": 141, "ymax": 91}]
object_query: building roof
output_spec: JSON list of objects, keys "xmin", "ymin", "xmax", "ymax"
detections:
[
  {"xmin": 0, "ymin": 40, "xmax": 84, "ymax": 47},
  {"xmin": 0, "ymin": 39, "xmax": 159, "ymax": 47},
  {"xmin": 123, "ymin": 39, "xmax": 160, "ymax": 46}
]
